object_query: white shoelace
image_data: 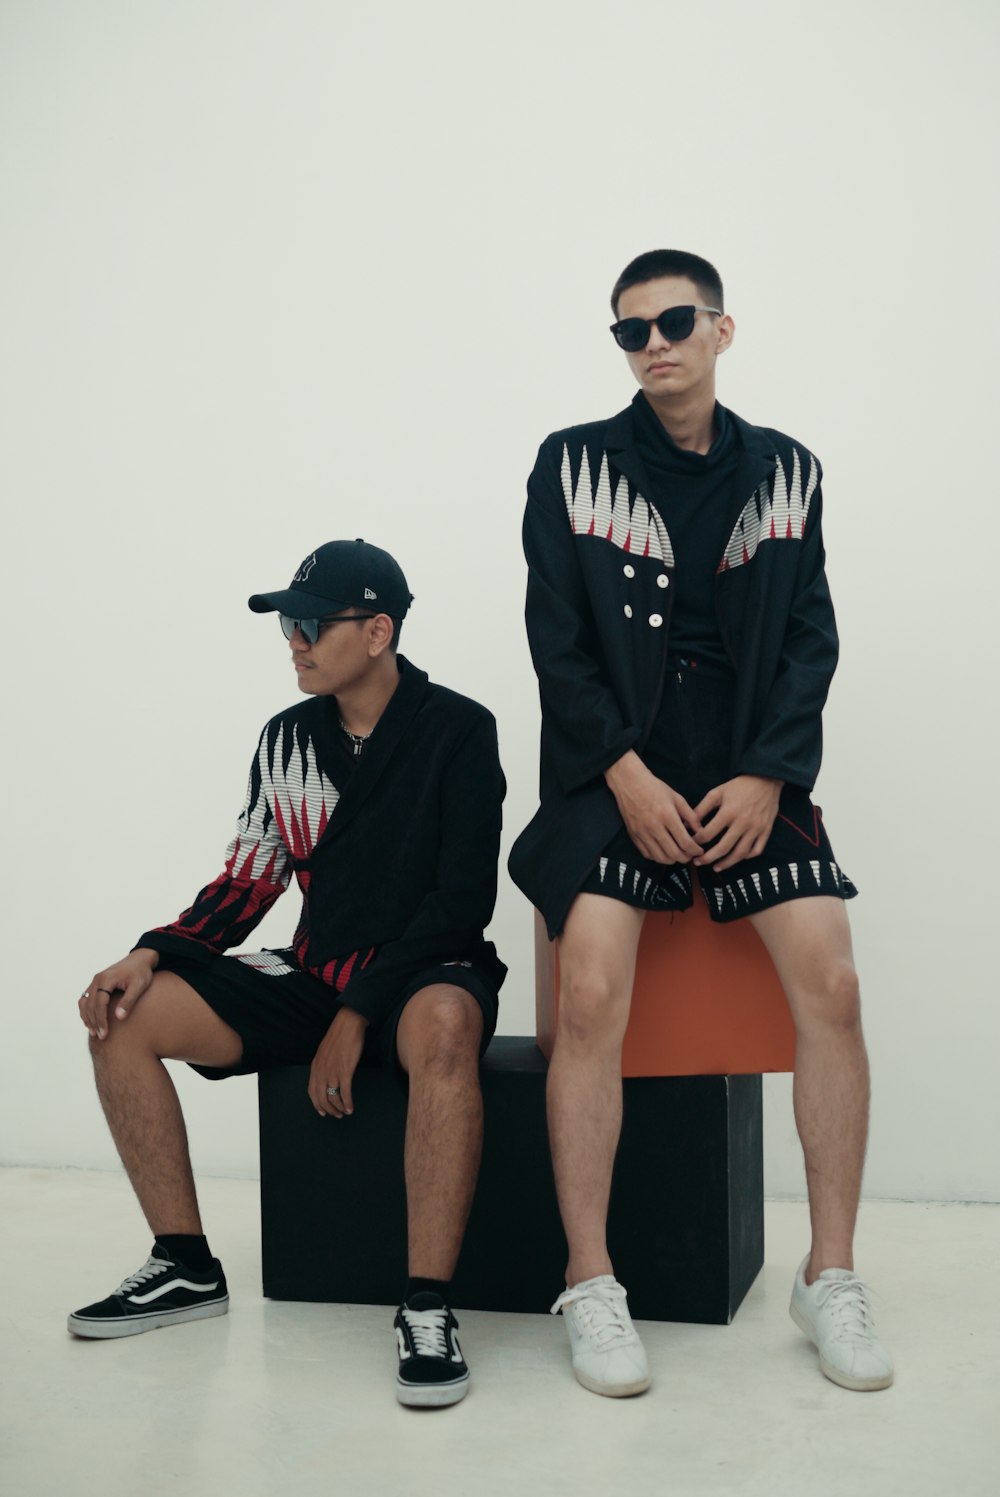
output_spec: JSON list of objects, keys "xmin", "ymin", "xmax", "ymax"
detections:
[
  {"xmin": 400, "ymin": 1305, "xmax": 449, "ymax": 1358},
  {"xmin": 551, "ymin": 1282, "xmax": 635, "ymax": 1348},
  {"xmin": 115, "ymin": 1257, "xmax": 173, "ymax": 1295},
  {"xmin": 814, "ymin": 1276, "xmax": 878, "ymax": 1342}
]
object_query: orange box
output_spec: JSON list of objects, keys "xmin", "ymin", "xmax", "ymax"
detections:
[{"xmin": 535, "ymin": 897, "xmax": 795, "ymax": 1078}]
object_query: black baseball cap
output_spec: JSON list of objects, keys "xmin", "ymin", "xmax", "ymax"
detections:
[{"xmin": 248, "ymin": 539, "xmax": 414, "ymax": 620}]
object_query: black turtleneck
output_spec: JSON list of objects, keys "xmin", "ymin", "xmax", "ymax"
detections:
[{"xmin": 631, "ymin": 390, "xmax": 741, "ymax": 674}]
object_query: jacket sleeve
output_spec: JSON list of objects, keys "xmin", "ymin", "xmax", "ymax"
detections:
[
  {"xmin": 523, "ymin": 437, "xmax": 638, "ymax": 793},
  {"xmin": 134, "ymin": 732, "xmax": 292, "ymax": 965},
  {"xmin": 340, "ymin": 714, "xmax": 505, "ymax": 1026},
  {"xmin": 735, "ymin": 474, "xmax": 839, "ymax": 790}
]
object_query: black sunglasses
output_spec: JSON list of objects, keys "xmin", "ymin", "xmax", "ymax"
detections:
[
  {"xmin": 609, "ymin": 304, "xmax": 722, "ymax": 352},
  {"xmin": 279, "ymin": 612, "xmax": 375, "ymax": 645}
]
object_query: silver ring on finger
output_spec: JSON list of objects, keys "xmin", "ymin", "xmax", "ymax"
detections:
[
  {"xmin": 82, "ymin": 991, "xmax": 91, "ymax": 999},
  {"xmin": 326, "ymin": 1085, "xmax": 341, "ymax": 1098}
]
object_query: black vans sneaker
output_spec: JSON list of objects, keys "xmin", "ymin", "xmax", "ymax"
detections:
[
  {"xmin": 394, "ymin": 1292, "xmax": 470, "ymax": 1407},
  {"xmin": 67, "ymin": 1243, "xmax": 229, "ymax": 1339}
]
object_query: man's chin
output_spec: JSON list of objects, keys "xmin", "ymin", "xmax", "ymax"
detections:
[{"xmin": 644, "ymin": 372, "xmax": 689, "ymax": 397}]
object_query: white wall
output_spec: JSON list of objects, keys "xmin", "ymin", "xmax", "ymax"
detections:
[{"xmin": 2, "ymin": 0, "xmax": 996, "ymax": 1201}]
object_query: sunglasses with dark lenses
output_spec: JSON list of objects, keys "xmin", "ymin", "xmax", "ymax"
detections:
[
  {"xmin": 279, "ymin": 612, "xmax": 375, "ymax": 645},
  {"xmin": 609, "ymin": 304, "xmax": 722, "ymax": 352}
]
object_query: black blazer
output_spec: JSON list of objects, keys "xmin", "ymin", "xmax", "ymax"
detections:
[
  {"xmin": 137, "ymin": 658, "xmax": 507, "ymax": 1024},
  {"xmin": 509, "ymin": 399, "xmax": 839, "ymax": 937}
]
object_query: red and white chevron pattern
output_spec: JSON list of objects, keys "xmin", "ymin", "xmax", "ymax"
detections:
[
  {"xmin": 265, "ymin": 722, "xmax": 340, "ymax": 862},
  {"xmin": 561, "ymin": 445, "xmax": 675, "ymax": 565},
  {"xmin": 225, "ymin": 722, "xmax": 340, "ymax": 884},
  {"xmin": 718, "ymin": 447, "xmax": 819, "ymax": 572}
]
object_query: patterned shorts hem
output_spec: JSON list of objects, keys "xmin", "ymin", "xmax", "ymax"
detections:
[
  {"xmin": 700, "ymin": 859, "xmax": 858, "ymax": 923},
  {"xmin": 577, "ymin": 792, "xmax": 857, "ymax": 923},
  {"xmin": 579, "ymin": 856, "xmax": 858, "ymax": 922},
  {"xmin": 584, "ymin": 855, "xmax": 693, "ymax": 911}
]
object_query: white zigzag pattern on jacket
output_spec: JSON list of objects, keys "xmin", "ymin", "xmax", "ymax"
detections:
[
  {"xmin": 718, "ymin": 447, "xmax": 819, "ymax": 572},
  {"xmin": 226, "ymin": 723, "xmax": 339, "ymax": 880},
  {"xmin": 226, "ymin": 748, "xmax": 289, "ymax": 884},
  {"xmin": 561, "ymin": 445, "xmax": 675, "ymax": 565},
  {"xmin": 267, "ymin": 722, "xmax": 340, "ymax": 857}
]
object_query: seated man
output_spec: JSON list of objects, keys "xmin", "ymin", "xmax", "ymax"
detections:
[
  {"xmin": 72, "ymin": 538, "xmax": 506, "ymax": 1409},
  {"xmin": 511, "ymin": 249, "xmax": 892, "ymax": 1398}
]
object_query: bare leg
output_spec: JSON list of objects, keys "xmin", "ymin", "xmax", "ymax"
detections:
[
  {"xmin": 89, "ymin": 972, "xmax": 243, "ymax": 1236},
  {"xmin": 395, "ymin": 984, "xmax": 485, "ymax": 1279},
  {"xmin": 750, "ymin": 897, "xmax": 869, "ymax": 1281},
  {"xmin": 547, "ymin": 895, "xmax": 645, "ymax": 1286}
]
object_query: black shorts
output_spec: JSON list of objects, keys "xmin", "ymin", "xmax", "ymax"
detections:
[
  {"xmin": 578, "ymin": 657, "xmax": 858, "ymax": 923},
  {"xmin": 155, "ymin": 947, "xmax": 500, "ymax": 1082}
]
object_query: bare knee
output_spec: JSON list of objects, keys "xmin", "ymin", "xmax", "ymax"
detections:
[
  {"xmin": 557, "ymin": 969, "xmax": 631, "ymax": 1047},
  {"xmin": 793, "ymin": 960, "xmax": 862, "ymax": 1035},
  {"xmin": 86, "ymin": 972, "xmax": 241, "ymax": 1069},
  {"xmin": 400, "ymin": 988, "xmax": 483, "ymax": 1075},
  {"xmin": 88, "ymin": 1007, "xmax": 152, "ymax": 1066}
]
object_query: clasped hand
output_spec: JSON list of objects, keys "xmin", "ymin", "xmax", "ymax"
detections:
[
  {"xmin": 693, "ymin": 775, "xmax": 783, "ymax": 872},
  {"xmin": 308, "ymin": 1006, "xmax": 369, "ymax": 1118},
  {"xmin": 607, "ymin": 753, "xmax": 781, "ymax": 873}
]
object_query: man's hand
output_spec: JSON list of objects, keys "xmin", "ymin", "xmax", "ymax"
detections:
[
  {"xmin": 693, "ymin": 776, "xmax": 783, "ymax": 872},
  {"xmin": 78, "ymin": 949, "xmax": 160, "ymax": 1039},
  {"xmin": 309, "ymin": 1007, "xmax": 369, "ymax": 1118},
  {"xmin": 605, "ymin": 751, "xmax": 702, "ymax": 864}
]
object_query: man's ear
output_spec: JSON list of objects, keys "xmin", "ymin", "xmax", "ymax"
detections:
[
  {"xmin": 368, "ymin": 613, "xmax": 395, "ymax": 657},
  {"xmin": 716, "ymin": 314, "xmax": 735, "ymax": 356}
]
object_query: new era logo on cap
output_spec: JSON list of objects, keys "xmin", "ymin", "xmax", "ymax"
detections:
[{"xmin": 364, "ymin": 588, "xmax": 376, "ymax": 599}]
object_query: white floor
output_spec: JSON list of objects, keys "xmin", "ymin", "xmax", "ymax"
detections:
[{"xmin": 1, "ymin": 1169, "xmax": 996, "ymax": 1497}]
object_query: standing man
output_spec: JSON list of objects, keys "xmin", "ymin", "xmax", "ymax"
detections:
[
  {"xmin": 510, "ymin": 250, "xmax": 892, "ymax": 1397},
  {"xmin": 73, "ymin": 539, "xmax": 506, "ymax": 1409}
]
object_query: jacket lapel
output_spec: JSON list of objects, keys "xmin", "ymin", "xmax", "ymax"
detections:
[
  {"xmin": 602, "ymin": 405, "xmax": 654, "ymax": 499},
  {"xmin": 314, "ymin": 656, "xmax": 428, "ymax": 848},
  {"xmin": 722, "ymin": 414, "xmax": 778, "ymax": 545}
]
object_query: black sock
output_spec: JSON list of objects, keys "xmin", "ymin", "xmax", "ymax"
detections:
[
  {"xmin": 155, "ymin": 1233, "xmax": 214, "ymax": 1271},
  {"xmin": 405, "ymin": 1276, "xmax": 450, "ymax": 1305}
]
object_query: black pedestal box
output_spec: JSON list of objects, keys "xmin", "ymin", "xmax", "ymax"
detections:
[{"xmin": 258, "ymin": 1036, "xmax": 763, "ymax": 1324}]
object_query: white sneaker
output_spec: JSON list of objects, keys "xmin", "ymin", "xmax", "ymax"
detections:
[
  {"xmin": 789, "ymin": 1256, "xmax": 894, "ymax": 1391},
  {"xmin": 550, "ymin": 1275, "xmax": 651, "ymax": 1397}
]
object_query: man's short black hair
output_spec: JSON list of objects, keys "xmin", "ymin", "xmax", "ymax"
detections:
[
  {"xmin": 389, "ymin": 616, "xmax": 403, "ymax": 652},
  {"xmin": 611, "ymin": 249, "xmax": 724, "ymax": 318}
]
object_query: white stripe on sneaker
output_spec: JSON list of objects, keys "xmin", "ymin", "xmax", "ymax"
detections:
[{"xmin": 128, "ymin": 1278, "xmax": 220, "ymax": 1304}]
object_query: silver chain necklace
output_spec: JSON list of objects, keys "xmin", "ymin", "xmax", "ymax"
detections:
[{"xmin": 339, "ymin": 718, "xmax": 372, "ymax": 757}]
